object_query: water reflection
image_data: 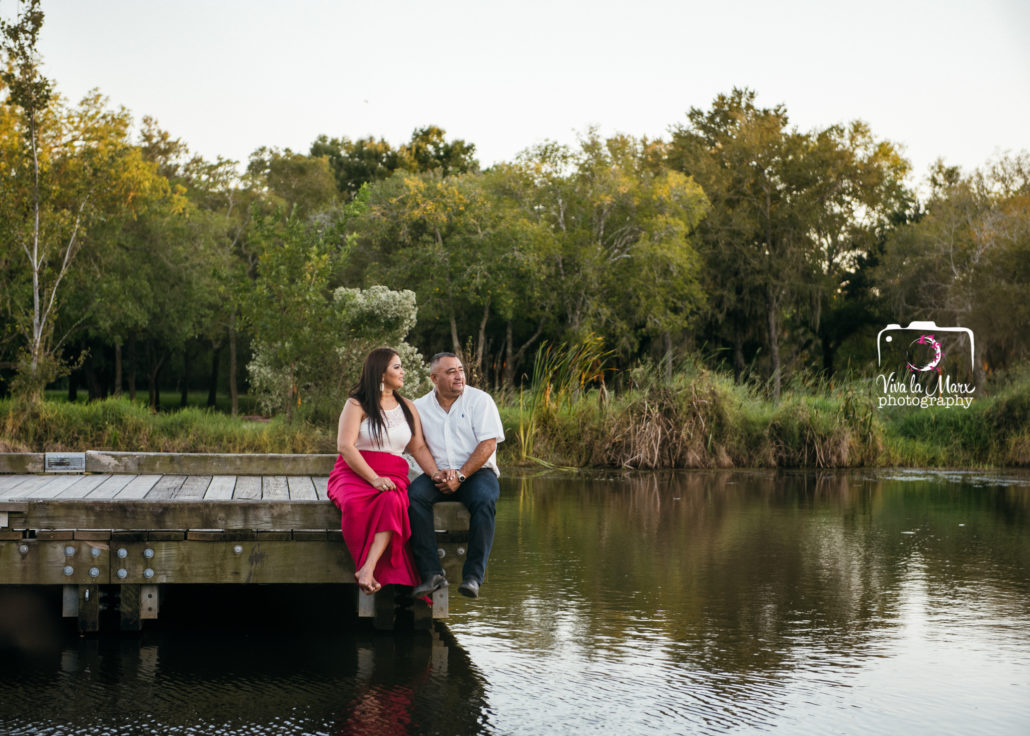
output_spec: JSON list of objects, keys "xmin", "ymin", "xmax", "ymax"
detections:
[
  {"xmin": 447, "ymin": 469, "xmax": 1030, "ymax": 734},
  {"xmin": 0, "ymin": 617, "xmax": 488, "ymax": 735},
  {"xmin": 2, "ymin": 470, "xmax": 1029, "ymax": 735}
]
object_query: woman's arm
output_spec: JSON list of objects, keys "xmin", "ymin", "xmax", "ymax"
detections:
[
  {"xmin": 404, "ymin": 399, "xmax": 441, "ymax": 478},
  {"xmin": 338, "ymin": 399, "xmax": 395, "ymax": 490}
]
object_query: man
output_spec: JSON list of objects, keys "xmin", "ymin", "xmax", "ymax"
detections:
[{"xmin": 410, "ymin": 352, "xmax": 505, "ymax": 599}]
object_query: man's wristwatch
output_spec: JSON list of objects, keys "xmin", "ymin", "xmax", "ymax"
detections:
[{"xmin": 456, "ymin": 472, "xmax": 467, "ymax": 484}]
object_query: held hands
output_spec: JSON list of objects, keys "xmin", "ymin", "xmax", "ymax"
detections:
[
  {"xmin": 371, "ymin": 476, "xmax": 396, "ymax": 492},
  {"xmin": 432, "ymin": 469, "xmax": 461, "ymax": 494}
]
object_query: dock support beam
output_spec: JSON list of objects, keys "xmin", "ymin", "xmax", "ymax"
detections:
[
  {"xmin": 120, "ymin": 584, "xmax": 142, "ymax": 631},
  {"xmin": 78, "ymin": 584, "xmax": 100, "ymax": 633}
]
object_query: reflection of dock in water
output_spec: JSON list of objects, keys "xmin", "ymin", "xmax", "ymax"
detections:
[
  {"xmin": 0, "ymin": 618, "xmax": 489, "ymax": 735},
  {"xmin": 0, "ymin": 452, "xmax": 469, "ymax": 632}
]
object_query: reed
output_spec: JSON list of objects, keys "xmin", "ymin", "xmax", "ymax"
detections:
[{"xmin": 500, "ymin": 358, "xmax": 1030, "ymax": 469}]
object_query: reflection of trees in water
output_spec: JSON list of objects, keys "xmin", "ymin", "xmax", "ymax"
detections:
[
  {"xmin": 499, "ymin": 471, "xmax": 1030, "ymax": 679},
  {"xmin": 0, "ymin": 622, "xmax": 489, "ymax": 736}
]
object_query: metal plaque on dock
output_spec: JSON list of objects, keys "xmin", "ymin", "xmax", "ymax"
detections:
[{"xmin": 44, "ymin": 452, "xmax": 86, "ymax": 473}]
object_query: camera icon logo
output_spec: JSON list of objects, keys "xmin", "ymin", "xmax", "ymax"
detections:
[
  {"xmin": 877, "ymin": 321, "xmax": 976, "ymax": 375},
  {"xmin": 875, "ymin": 321, "xmax": 977, "ymax": 409}
]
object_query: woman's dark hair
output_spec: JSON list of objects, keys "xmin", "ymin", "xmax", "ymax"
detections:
[{"xmin": 350, "ymin": 347, "xmax": 415, "ymax": 445}]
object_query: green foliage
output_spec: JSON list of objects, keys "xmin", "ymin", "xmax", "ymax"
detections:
[
  {"xmin": 877, "ymin": 153, "xmax": 1030, "ymax": 374},
  {"xmin": 669, "ymin": 88, "xmax": 911, "ymax": 395},
  {"xmin": 2, "ymin": 3, "xmax": 173, "ymax": 400},
  {"xmin": 310, "ymin": 125, "xmax": 478, "ymax": 201},
  {"xmin": 1, "ymin": 10, "xmax": 1026, "ymax": 434},
  {"xmin": 516, "ymin": 336, "xmax": 612, "ymax": 462},
  {"xmin": 242, "ymin": 212, "xmax": 427, "ymax": 421}
]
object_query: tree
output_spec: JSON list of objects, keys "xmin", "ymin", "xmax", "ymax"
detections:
[
  {"xmin": 246, "ymin": 146, "xmax": 339, "ymax": 217},
  {"xmin": 350, "ymin": 170, "xmax": 515, "ymax": 365},
  {"xmin": 399, "ymin": 125, "xmax": 478, "ymax": 177},
  {"xmin": 310, "ymin": 126, "xmax": 479, "ymax": 201},
  {"xmin": 877, "ymin": 153, "xmax": 1030, "ymax": 375},
  {"xmin": 514, "ymin": 132, "xmax": 709, "ymax": 372},
  {"xmin": 311, "ymin": 134, "xmax": 400, "ymax": 201},
  {"xmin": 668, "ymin": 88, "xmax": 910, "ymax": 396},
  {"xmin": 1, "ymin": 2, "xmax": 166, "ymax": 399},
  {"xmin": 792, "ymin": 122, "xmax": 910, "ymax": 376},
  {"xmin": 243, "ymin": 212, "xmax": 425, "ymax": 418}
]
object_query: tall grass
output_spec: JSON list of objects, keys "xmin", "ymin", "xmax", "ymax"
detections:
[
  {"xmin": 0, "ymin": 397, "xmax": 334, "ymax": 454},
  {"xmin": 4, "ymin": 359, "xmax": 1029, "ymax": 468},
  {"xmin": 498, "ymin": 356, "xmax": 1030, "ymax": 469},
  {"xmin": 515, "ymin": 337, "xmax": 611, "ymax": 463}
]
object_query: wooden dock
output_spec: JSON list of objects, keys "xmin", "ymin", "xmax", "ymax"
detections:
[{"xmin": 0, "ymin": 452, "xmax": 469, "ymax": 632}]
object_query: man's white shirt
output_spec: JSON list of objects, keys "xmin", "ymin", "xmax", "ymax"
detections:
[{"xmin": 414, "ymin": 386, "xmax": 505, "ymax": 476}]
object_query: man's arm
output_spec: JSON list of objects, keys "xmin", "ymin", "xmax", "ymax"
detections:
[{"xmin": 437, "ymin": 438, "xmax": 497, "ymax": 494}]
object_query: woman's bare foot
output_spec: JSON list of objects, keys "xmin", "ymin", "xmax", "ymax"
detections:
[{"xmin": 355, "ymin": 568, "xmax": 381, "ymax": 594}]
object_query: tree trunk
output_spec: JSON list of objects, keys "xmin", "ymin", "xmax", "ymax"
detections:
[
  {"xmin": 505, "ymin": 319, "xmax": 545, "ymax": 387},
  {"xmin": 207, "ymin": 345, "xmax": 221, "ymax": 407},
  {"xmin": 229, "ymin": 321, "xmax": 239, "ymax": 416},
  {"xmin": 663, "ymin": 331, "xmax": 673, "ymax": 384},
  {"xmin": 733, "ymin": 333, "xmax": 745, "ymax": 384},
  {"xmin": 114, "ymin": 342, "xmax": 123, "ymax": 396},
  {"xmin": 449, "ymin": 312, "xmax": 461, "ymax": 359},
  {"xmin": 767, "ymin": 293, "xmax": 781, "ymax": 402},
  {"xmin": 821, "ymin": 333, "xmax": 835, "ymax": 377},
  {"xmin": 67, "ymin": 370, "xmax": 78, "ymax": 402},
  {"xmin": 180, "ymin": 345, "xmax": 190, "ymax": 408},
  {"xmin": 84, "ymin": 354, "xmax": 102, "ymax": 401},
  {"xmin": 127, "ymin": 335, "xmax": 137, "ymax": 401},
  {"xmin": 147, "ymin": 341, "xmax": 165, "ymax": 411},
  {"xmin": 504, "ymin": 322, "xmax": 514, "ymax": 387},
  {"xmin": 475, "ymin": 299, "xmax": 490, "ymax": 376}
]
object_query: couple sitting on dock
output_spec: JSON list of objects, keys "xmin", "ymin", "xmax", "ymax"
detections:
[{"xmin": 326, "ymin": 348, "xmax": 504, "ymax": 600}]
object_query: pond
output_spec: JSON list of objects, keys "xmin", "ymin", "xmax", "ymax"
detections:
[{"xmin": 2, "ymin": 469, "xmax": 1029, "ymax": 734}]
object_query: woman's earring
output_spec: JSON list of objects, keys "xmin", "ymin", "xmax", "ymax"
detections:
[{"xmin": 380, "ymin": 381, "xmax": 384, "ymax": 393}]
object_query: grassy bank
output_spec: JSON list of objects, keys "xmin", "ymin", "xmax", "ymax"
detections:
[
  {"xmin": 498, "ymin": 363, "xmax": 1030, "ymax": 469},
  {"xmin": 2, "ymin": 366, "xmax": 1028, "ymax": 467},
  {"xmin": 0, "ymin": 397, "xmax": 334, "ymax": 454}
]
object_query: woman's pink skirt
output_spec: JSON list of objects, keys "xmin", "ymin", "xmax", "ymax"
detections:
[{"xmin": 327, "ymin": 451, "xmax": 419, "ymax": 587}]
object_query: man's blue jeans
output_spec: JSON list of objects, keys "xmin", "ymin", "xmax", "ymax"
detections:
[{"xmin": 408, "ymin": 468, "xmax": 499, "ymax": 584}]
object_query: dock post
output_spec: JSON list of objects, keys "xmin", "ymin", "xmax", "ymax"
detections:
[
  {"xmin": 120, "ymin": 584, "xmax": 142, "ymax": 631},
  {"xmin": 78, "ymin": 584, "xmax": 100, "ymax": 633},
  {"xmin": 62, "ymin": 584, "xmax": 78, "ymax": 617},
  {"xmin": 373, "ymin": 586, "xmax": 396, "ymax": 631},
  {"xmin": 141, "ymin": 584, "xmax": 159, "ymax": 620}
]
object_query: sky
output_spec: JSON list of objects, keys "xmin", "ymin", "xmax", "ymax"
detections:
[{"xmin": 14, "ymin": 0, "xmax": 1030, "ymax": 185}]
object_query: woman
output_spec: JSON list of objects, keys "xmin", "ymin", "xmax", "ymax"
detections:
[{"xmin": 327, "ymin": 348, "xmax": 440, "ymax": 594}]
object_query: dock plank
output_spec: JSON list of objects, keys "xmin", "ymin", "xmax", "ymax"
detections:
[
  {"xmin": 116, "ymin": 475, "xmax": 161, "ymax": 499},
  {"xmin": 175, "ymin": 476, "xmax": 211, "ymax": 499},
  {"xmin": 146, "ymin": 475, "xmax": 186, "ymax": 499},
  {"xmin": 57, "ymin": 474, "xmax": 111, "ymax": 498},
  {"xmin": 287, "ymin": 476, "xmax": 317, "ymax": 501},
  {"xmin": 87, "ymin": 475, "xmax": 135, "ymax": 498},
  {"xmin": 313, "ymin": 476, "xmax": 329, "ymax": 501},
  {"xmin": 1, "ymin": 475, "xmax": 59, "ymax": 499},
  {"xmin": 262, "ymin": 476, "xmax": 289, "ymax": 500},
  {"xmin": 20, "ymin": 499, "xmax": 339, "ymax": 531},
  {"xmin": 204, "ymin": 476, "xmax": 236, "ymax": 500},
  {"xmin": 28, "ymin": 475, "xmax": 86, "ymax": 499},
  {"xmin": 0, "ymin": 475, "xmax": 36, "ymax": 496},
  {"xmin": 88, "ymin": 475, "xmax": 135, "ymax": 499},
  {"xmin": 233, "ymin": 476, "xmax": 261, "ymax": 499}
]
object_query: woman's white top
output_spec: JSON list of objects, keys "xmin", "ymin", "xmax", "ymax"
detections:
[{"xmin": 354, "ymin": 403, "xmax": 411, "ymax": 455}]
